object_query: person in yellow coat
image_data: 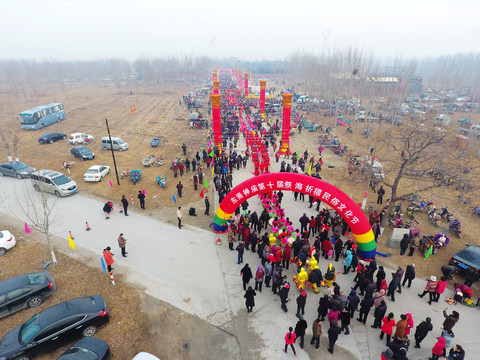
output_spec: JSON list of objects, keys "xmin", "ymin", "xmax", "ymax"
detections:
[
  {"xmin": 325, "ymin": 263, "xmax": 336, "ymax": 287},
  {"xmin": 297, "ymin": 267, "xmax": 309, "ymax": 290},
  {"xmin": 307, "ymin": 256, "xmax": 318, "ymax": 275}
]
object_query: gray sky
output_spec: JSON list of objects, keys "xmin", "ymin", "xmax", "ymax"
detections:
[{"xmin": 1, "ymin": 0, "xmax": 479, "ymax": 61}]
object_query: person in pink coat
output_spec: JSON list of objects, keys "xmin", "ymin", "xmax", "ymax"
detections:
[
  {"xmin": 430, "ymin": 336, "xmax": 446, "ymax": 360},
  {"xmin": 404, "ymin": 313, "xmax": 414, "ymax": 336},
  {"xmin": 284, "ymin": 327, "xmax": 297, "ymax": 355}
]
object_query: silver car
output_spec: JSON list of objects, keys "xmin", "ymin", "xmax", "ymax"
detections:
[
  {"xmin": 0, "ymin": 162, "xmax": 36, "ymax": 179},
  {"xmin": 31, "ymin": 170, "xmax": 78, "ymax": 197}
]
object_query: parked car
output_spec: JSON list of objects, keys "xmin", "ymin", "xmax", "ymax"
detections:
[
  {"xmin": 84, "ymin": 165, "xmax": 110, "ymax": 182},
  {"xmin": 0, "ymin": 162, "xmax": 36, "ymax": 179},
  {"xmin": 0, "ymin": 230, "xmax": 16, "ymax": 256},
  {"xmin": 31, "ymin": 170, "xmax": 78, "ymax": 197},
  {"xmin": 70, "ymin": 146, "xmax": 95, "ymax": 161},
  {"xmin": 100, "ymin": 137, "xmax": 128, "ymax": 151},
  {"xmin": 131, "ymin": 353, "xmax": 161, "ymax": 360},
  {"xmin": 449, "ymin": 244, "xmax": 480, "ymax": 275},
  {"xmin": 38, "ymin": 132, "xmax": 66, "ymax": 144},
  {"xmin": 0, "ymin": 271, "xmax": 55, "ymax": 318},
  {"xmin": 0, "ymin": 294, "xmax": 110, "ymax": 360},
  {"xmin": 57, "ymin": 337, "xmax": 111, "ymax": 360},
  {"xmin": 68, "ymin": 133, "xmax": 94, "ymax": 145}
]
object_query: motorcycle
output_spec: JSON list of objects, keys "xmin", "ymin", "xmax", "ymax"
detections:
[
  {"xmin": 346, "ymin": 127, "xmax": 354, "ymax": 134},
  {"xmin": 428, "ymin": 208, "xmax": 441, "ymax": 227},
  {"xmin": 449, "ymin": 219, "xmax": 462, "ymax": 238},
  {"xmin": 439, "ymin": 207, "xmax": 453, "ymax": 221}
]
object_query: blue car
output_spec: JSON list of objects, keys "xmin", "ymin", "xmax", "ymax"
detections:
[{"xmin": 70, "ymin": 146, "xmax": 95, "ymax": 161}]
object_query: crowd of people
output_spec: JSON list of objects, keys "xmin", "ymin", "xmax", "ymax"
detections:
[{"xmin": 194, "ymin": 76, "xmax": 468, "ymax": 359}]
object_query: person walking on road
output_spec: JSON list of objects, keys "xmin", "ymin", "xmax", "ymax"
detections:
[
  {"xmin": 402, "ymin": 264, "xmax": 415, "ymax": 288},
  {"xmin": 418, "ymin": 276, "xmax": 438, "ymax": 305},
  {"xmin": 103, "ymin": 247, "xmax": 114, "ymax": 272},
  {"xmin": 244, "ymin": 286, "xmax": 256, "ymax": 313},
  {"xmin": 204, "ymin": 195, "xmax": 210, "ymax": 215},
  {"xmin": 414, "ymin": 317, "xmax": 433, "ymax": 348},
  {"xmin": 310, "ymin": 318, "xmax": 323, "ymax": 349},
  {"xmin": 121, "ymin": 195, "xmax": 129, "ymax": 216},
  {"xmin": 177, "ymin": 206, "xmax": 183, "ymax": 229},
  {"xmin": 380, "ymin": 312, "xmax": 396, "ymax": 346},
  {"xmin": 283, "ymin": 327, "xmax": 297, "ymax": 355},
  {"xmin": 240, "ymin": 263, "xmax": 253, "ymax": 291},
  {"xmin": 430, "ymin": 336, "xmax": 446, "ymax": 360},
  {"xmin": 236, "ymin": 240, "xmax": 245, "ymax": 264},
  {"xmin": 137, "ymin": 190, "xmax": 146, "ymax": 209},
  {"xmin": 118, "ymin": 233, "xmax": 127, "ymax": 257},
  {"xmin": 294, "ymin": 318, "xmax": 308, "ymax": 349},
  {"xmin": 327, "ymin": 321, "xmax": 342, "ymax": 354}
]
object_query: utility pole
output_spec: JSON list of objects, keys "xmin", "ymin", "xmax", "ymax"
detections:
[{"xmin": 105, "ymin": 118, "xmax": 120, "ymax": 186}]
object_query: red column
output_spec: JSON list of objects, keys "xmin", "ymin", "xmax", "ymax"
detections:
[
  {"xmin": 244, "ymin": 72, "xmax": 249, "ymax": 97},
  {"xmin": 213, "ymin": 80, "xmax": 219, "ymax": 94},
  {"xmin": 212, "ymin": 72, "xmax": 218, "ymax": 81},
  {"xmin": 277, "ymin": 93, "xmax": 292, "ymax": 156},
  {"xmin": 239, "ymin": 70, "xmax": 243, "ymax": 90},
  {"xmin": 210, "ymin": 94, "xmax": 222, "ymax": 154},
  {"xmin": 259, "ymin": 80, "xmax": 267, "ymax": 115}
]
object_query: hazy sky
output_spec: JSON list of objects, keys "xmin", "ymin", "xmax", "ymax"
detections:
[{"xmin": 1, "ymin": 0, "xmax": 479, "ymax": 61}]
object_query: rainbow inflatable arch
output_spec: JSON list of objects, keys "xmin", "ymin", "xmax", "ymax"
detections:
[{"xmin": 213, "ymin": 173, "xmax": 376, "ymax": 259}]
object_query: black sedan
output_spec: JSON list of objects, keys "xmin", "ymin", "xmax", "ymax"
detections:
[
  {"xmin": 449, "ymin": 244, "xmax": 480, "ymax": 274},
  {"xmin": 0, "ymin": 271, "xmax": 55, "ymax": 319},
  {"xmin": 0, "ymin": 162, "xmax": 36, "ymax": 179},
  {"xmin": 70, "ymin": 146, "xmax": 95, "ymax": 161},
  {"xmin": 57, "ymin": 337, "xmax": 111, "ymax": 360},
  {"xmin": 0, "ymin": 294, "xmax": 110, "ymax": 360},
  {"xmin": 38, "ymin": 132, "xmax": 67, "ymax": 144}
]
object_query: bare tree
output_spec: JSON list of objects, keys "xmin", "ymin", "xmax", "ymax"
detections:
[
  {"xmin": 373, "ymin": 119, "xmax": 480, "ymax": 226},
  {"xmin": 14, "ymin": 180, "xmax": 62, "ymax": 264}
]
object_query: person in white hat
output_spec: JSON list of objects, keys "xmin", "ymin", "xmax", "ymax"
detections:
[{"xmin": 418, "ymin": 276, "xmax": 438, "ymax": 305}]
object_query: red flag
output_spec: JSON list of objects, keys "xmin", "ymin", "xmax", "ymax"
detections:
[{"xmin": 199, "ymin": 189, "xmax": 204, "ymax": 198}]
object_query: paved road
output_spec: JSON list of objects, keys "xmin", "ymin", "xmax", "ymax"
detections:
[{"xmin": 1, "ymin": 149, "xmax": 479, "ymax": 360}]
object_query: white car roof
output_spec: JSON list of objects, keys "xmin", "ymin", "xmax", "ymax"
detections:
[{"xmin": 131, "ymin": 352, "xmax": 160, "ymax": 360}]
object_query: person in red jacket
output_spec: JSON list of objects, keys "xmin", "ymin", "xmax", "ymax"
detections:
[
  {"xmin": 380, "ymin": 312, "xmax": 396, "ymax": 346},
  {"xmin": 284, "ymin": 327, "xmax": 297, "ymax": 355},
  {"xmin": 430, "ymin": 336, "xmax": 446, "ymax": 360},
  {"xmin": 103, "ymin": 247, "xmax": 114, "ymax": 272},
  {"xmin": 309, "ymin": 216, "xmax": 316, "ymax": 237},
  {"xmin": 243, "ymin": 227, "xmax": 250, "ymax": 250},
  {"xmin": 434, "ymin": 276, "xmax": 448, "ymax": 303},
  {"xmin": 322, "ymin": 239, "xmax": 333, "ymax": 259},
  {"xmin": 282, "ymin": 245, "xmax": 292, "ymax": 270}
]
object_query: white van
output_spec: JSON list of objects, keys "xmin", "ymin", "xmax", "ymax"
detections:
[
  {"xmin": 435, "ymin": 114, "xmax": 450, "ymax": 126},
  {"xmin": 31, "ymin": 170, "xmax": 78, "ymax": 197},
  {"xmin": 101, "ymin": 136, "xmax": 128, "ymax": 151}
]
